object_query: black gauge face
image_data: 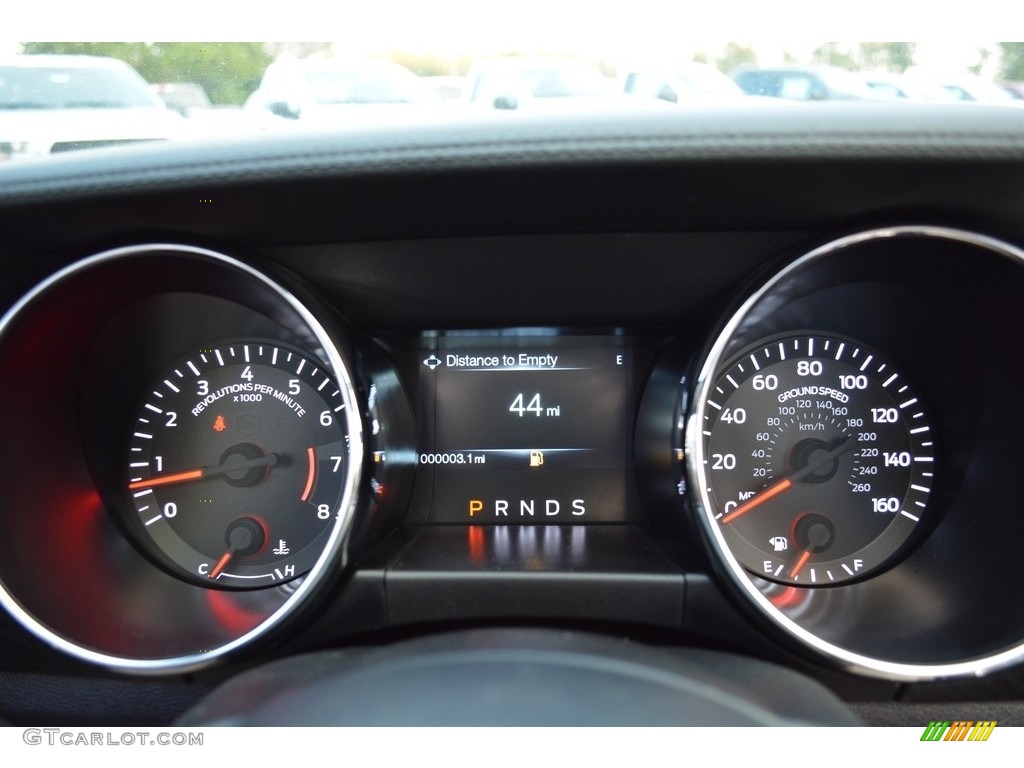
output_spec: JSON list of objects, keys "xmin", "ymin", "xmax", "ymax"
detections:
[
  {"xmin": 698, "ymin": 334, "xmax": 934, "ymax": 586},
  {"xmin": 126, "ymin": 341, "xmax": 352, "ymax": 588}
]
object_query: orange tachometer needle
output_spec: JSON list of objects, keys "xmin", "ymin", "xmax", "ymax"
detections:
[
  {"xmin": 721, "ymin": 478, "xmax": 792, "ymax": 524},
  {"xmin": 128, "ymin": 453, "xmax": 280, "ymax": 491},
  {"xmin": 128, "ymin": 469, "xmax": 204, "ymax": 490},
  {"xmin": 790, "ymin": 549, "xmax": 813, "ymax": 578}
]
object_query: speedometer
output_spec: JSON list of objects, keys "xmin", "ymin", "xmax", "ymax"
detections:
[{"xmin": 697, "ymin": 333, "xmax": 934, "ymax": 586}]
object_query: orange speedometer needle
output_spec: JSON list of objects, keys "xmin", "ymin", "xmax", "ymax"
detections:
[
  {"xmin": 128, "ymin": 453, "xmax": 280, "ymax": 490},
  {"xmin": 719, "ymin": 435, "xmax": 856, "ymax": 525},
  {"xmin": 721, "ymin": 478, "xmax": 792, "ymax": 524}
]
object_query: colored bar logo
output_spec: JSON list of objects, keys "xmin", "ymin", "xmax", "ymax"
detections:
[{"xmin": 920, "ymin": 721, "xmax": 997, "ymax": 741}]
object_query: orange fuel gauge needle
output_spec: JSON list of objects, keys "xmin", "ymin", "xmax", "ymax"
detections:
[{"xmin": 789, "ymin": 549, "xmax": 813, "ymax": 578}]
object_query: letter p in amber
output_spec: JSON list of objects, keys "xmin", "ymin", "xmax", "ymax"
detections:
[{"xmin": 468, "ymin": 499, "xmax": 484, "ymax": 517}]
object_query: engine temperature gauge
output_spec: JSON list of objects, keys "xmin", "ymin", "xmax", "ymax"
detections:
[
  {"xmin": 126, "ymin": 341, "xmax": 353, "ymax": 589},
  {"xmin": 695, "ymin": 333, "xmax": 934, "ymax": 586}
]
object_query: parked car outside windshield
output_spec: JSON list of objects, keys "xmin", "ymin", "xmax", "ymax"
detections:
[
  {"xmin": 244, "ymin": 57, "xmax": 444, "ymax": 126},
  {"xmin": 467, "ymin": 57, "xmax": 614, "ymax": 109},
  {"xmin": 0, "ymin": 54, "xmax": 183, "ymax": 160}
]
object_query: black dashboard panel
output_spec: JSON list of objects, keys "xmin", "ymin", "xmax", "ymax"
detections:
[{"xmin": 0, "ymin": 103, "xmax": 1022, "ymax": 725}]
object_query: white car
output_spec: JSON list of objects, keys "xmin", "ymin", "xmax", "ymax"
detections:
[
  {"xmin": 622, "ymin": 63, "xmax": 751, "ymax": 103},
  {"xmin": 466, "ymin": 56, "xmax": 660, "ymax": 113},
  {"xmin": 0, "ymin": 54, "xmax": 183, "ymax": 161},
  {"xmin": 244, "ymin": 58, "xmax": 446, "ymax": 127}
]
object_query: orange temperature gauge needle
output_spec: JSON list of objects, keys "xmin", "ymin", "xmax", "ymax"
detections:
[
  {"xmin": 208, "ymin": 518, "xmax": 266, "ymax": 580},
  {"xmin": 209, "ymin": 551, "xmax": 233, "ymax": 579}
]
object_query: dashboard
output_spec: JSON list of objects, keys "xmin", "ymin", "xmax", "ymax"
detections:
[{"xmin": 0, "ymin": 102, "xmax": 1022, "ymax": 726}]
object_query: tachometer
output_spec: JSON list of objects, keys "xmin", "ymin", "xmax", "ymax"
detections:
[
  {"xmin": 126, "ymin": 340, "xmax": 352, "ymax": 588},
  {"xmin": 697, "ymin": 333, "xmax": 934, "ymax": 586}
]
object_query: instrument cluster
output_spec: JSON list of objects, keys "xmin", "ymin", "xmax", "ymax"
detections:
[{"xmin": 0, "ymin": 227, "xmax": 1020, "ymax": 683}]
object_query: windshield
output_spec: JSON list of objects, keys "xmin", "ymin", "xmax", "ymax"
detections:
[{"xmin": 3, "ymin": 8, "xmax": 1021, "ymax": 162}]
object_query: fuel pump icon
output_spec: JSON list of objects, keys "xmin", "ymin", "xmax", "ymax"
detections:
[{"xmin": 769, "ymin": 536, "xmax": 788, "ymax": 552}]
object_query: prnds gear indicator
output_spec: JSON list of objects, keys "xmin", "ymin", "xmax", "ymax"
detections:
[
  {"xmin": 419, "ymin": 339, "xmax": 630, "ymax": 524},
  {"xmin": 126, "ymin": 341, "xmax": 352, "ymax": 588},
  {"xmin": 698, "ymin": 334, "xmax": 934, "ymax": 586}
]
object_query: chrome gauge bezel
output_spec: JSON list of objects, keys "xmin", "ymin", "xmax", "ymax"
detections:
[
  {"xmin": 0, "ymin": 244, "xmax": 365, "ymax": 674},
  {"xmin": 686, "ymin": 225, "xmax": 1024, "ymax": 681}
]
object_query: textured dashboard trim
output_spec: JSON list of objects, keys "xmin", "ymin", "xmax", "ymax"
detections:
[{"xmin": 2, "ymin": 105, "xmax": 1024, "ymax": 205}]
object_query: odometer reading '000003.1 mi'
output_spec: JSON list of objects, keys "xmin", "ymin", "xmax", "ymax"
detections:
[
  {"xmin": 698, "ymin": 333, "xmax": 934, "ymax": 586},
  {"xmin": 126, "ymin": 341, "xmax": 352, "ymax": 589}
]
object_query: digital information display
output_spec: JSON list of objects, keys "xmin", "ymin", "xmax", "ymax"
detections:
[{"xmin": 418, "ymin": 337, "xmax": 630, "ymax": 525}]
